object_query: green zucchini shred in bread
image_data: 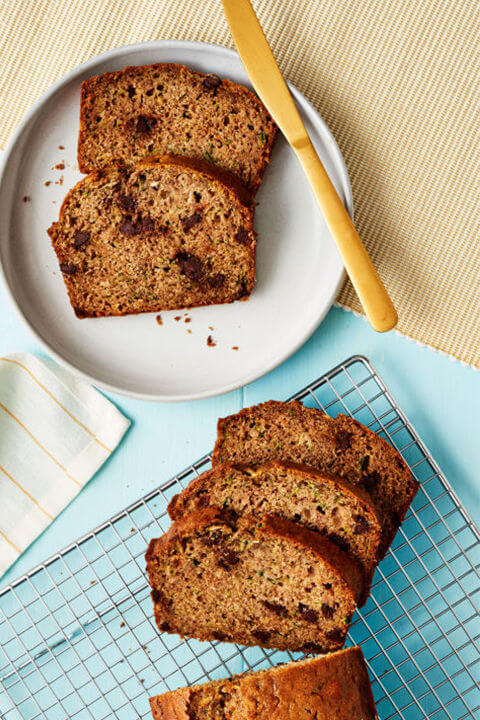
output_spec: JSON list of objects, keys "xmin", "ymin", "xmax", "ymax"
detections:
[
  {"xmin": 168, "ymin": 460, "xmax": 382, "ymax": 605},
  {"xmin": 149, "ymin": 647, "xmax": 377, "ymax": 720},
  {"xmin": 78, "ymin": 63, "xmax": 278, "ymax": 193},
  {"xmin": 48, "ymin": 155, "xmax": 256, "ymax": 318},
  {"xmin": 212, "ymin": 400, "xmax": 418, "ymax": 558},
  {"xmin": 146, "ymin": 507, "xmax": 363, "ymax": 654}
]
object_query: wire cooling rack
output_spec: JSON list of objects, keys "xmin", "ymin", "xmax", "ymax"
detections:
[{"xmin": 0, "ymin": 355, "xmax": 479, "ymax": 720}]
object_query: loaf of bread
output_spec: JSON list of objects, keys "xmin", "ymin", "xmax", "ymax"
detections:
[
  {"xmin": 78, "ymin": 63, "xmax": 277, "ymax": 193},
  {"xmin": 48, "ymin": 155, "xmax": 255, "ymax": 318},
  {"xmin": 212, "ymin": 401, "xmax": 418, "ymax": 558},
  {"xmin": 146, "ymin": 508, "xmax": 363, "ymax": 654},
  {"xmin": 168, "ymin": 460, "xmax": 381, "ymax": 603},
  {"xmin": 149, "ymin": 646, "xmax": 377, "ymax": 720}
]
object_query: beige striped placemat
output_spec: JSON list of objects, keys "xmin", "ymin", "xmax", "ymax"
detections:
[{"xmin": 0, "ymin": 0, "xmax": 478, "ymax": 367}]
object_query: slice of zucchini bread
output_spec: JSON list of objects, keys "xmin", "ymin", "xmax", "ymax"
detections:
[
  {"xmin": 146, "ymin": 508, "xmax": 363, "ymax": 654},
  {"xmin": 168, "ymin": 460, "xmax": 382, "ymax": 603},
  {"xmin": 212, "ymin": 401, "xmax": 418, "ymax": 558},
  {"xmin": 48, "ymin": 155, "xmax": 255, "ymax": 318},
  {"xmin": 149, "ymin": 647, "xmax": 377, "ymax": 720},
  {"xmin": 78, "ymin": 63, "xmax": 277, "ymax": 193}
]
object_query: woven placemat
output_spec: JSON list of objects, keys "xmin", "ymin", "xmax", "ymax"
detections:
[{"xmin": 1, "ymin": 0, "xmax": 478, "ymax": 366}]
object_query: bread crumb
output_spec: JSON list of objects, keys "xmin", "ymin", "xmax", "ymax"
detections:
[
  {"xmin": 232, "ymin": 346, "xmax": 239, "ymax": 351},
  {"xmin": 174, "ymin": 316, "xmax": 181, "ymax": 321},
  {"xmin": 53, "ymin": 163, "xmax": 65, "ymax": 170},
  {"xmin": 55, "ymin": 176, "xmax": 64, "ymax": 185},
  {"xmin": 187, "ymin": 329, "xmax": 192, "ymax": 334},
  {"xmin": 44, "ymin": 181, "xmax": 51, "ymax": 187},
  {"xmin": 208, "ymin": 326, "xmax": 214, "ymax": 331},
  {"xmin": 156, "ymin": 314, "xmax": 163, "ymax": 326},
  {"xmin": 58, "ymin": 145, "xmax": 65, "ymax": 150},
  {"xmin": 207, "ymin": 335, "xmax": 216, "ymax": 347},
  {"xmin": 120, "ymin": 621, "xmax": 125, "ymax": 628},
  {"xmin": 22, "ymin": 196, "xmax": 30, "ymax": 203},
  {"xmin": 184, "ymin": 317, "xmax": 191, "ymax": 323}
]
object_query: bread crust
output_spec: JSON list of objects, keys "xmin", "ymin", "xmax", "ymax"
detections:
[
  {"xmin": 149, "ymin": 687, "xmax": 191, "ymax": 720},
  {"xmin": 78, "ymin": 62, "xmax": 278, "ymax": 193}
]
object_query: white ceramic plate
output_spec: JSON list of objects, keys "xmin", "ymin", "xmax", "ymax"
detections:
[{"xmin": 0, "ymin": 40, "xmax": 352, "ymax": 401}]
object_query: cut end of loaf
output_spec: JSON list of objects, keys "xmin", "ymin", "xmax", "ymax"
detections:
[{"xmin": 149, "ymin": 647, "xmax": 378, "ymax": 720}]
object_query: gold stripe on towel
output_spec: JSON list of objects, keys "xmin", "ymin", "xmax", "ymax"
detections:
[
  {"xmin": 0, "ymin": 357, "xmax": 113, "ymax": 453},
  {"xmin": 0, "ymin": 528, "xmax": 21, "ymax": 554},
  {"xmin": 0, "ymin": 465, "xmax": 54, "ymax": 520},
  {"xmin": 0, "ymin": 402, "xmax": 82, "ymax": 488}
]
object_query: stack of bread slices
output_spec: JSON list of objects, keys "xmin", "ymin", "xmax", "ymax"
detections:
[
  {"xmin": 48, "ymin": 63, "xmax": 277, "ymax": 318},
  {"xmin": 146, "ymin": 400, "xmax": 418, "ymax": 717}
]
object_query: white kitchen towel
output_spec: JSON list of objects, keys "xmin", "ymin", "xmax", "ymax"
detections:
[{"xmin": 0, "ymin": 352, "xmax": 130, "ymax": 576}]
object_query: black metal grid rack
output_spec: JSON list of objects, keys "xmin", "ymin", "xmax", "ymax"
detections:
[{"xmin": 1, "ymin": 355, "xmax": 479, "ymax": 719}]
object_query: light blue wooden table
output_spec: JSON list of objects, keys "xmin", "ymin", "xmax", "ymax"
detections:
[{"xmin": 1, "ymin": 282, "xmax": 478, "ymax": 590}]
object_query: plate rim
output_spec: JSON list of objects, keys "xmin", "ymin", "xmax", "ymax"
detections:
[{"xmin": 0, "ymin": 39, "xmax": 353, "ymax": 402}]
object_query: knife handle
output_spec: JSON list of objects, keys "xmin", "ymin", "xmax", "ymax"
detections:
[{"xmin": 294, "ymin": 137, "xmax": 398, "ymax": 332}]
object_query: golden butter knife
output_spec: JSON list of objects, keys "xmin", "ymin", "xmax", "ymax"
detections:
[{"xmin": 222, "ymin": 0, "xmax": 398, "ymax": 332}]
